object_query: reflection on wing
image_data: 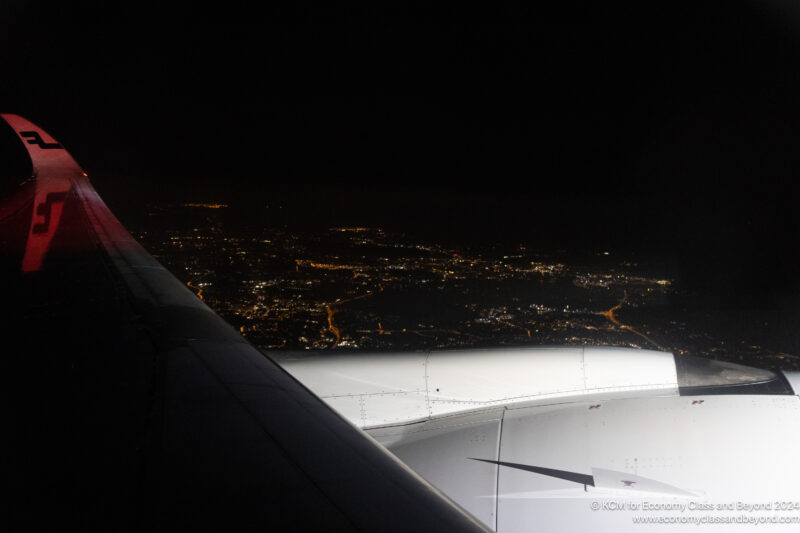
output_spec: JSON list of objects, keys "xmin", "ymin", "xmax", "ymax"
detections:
[
  {"xmin": 674, "ymin": 353, "xmax": 793, "ymax": 395},
  {"xmin": 1, "ymin": 114, "xmax": 487, "ymax": 532}
]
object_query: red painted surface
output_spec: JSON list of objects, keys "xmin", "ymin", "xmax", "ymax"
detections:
[
  {"xmin": 1, "ymin": 114, "xmax": 81, "ymax": 272},
  {"xmin": 1, "ymin": 114, "xmax": 146, "ymax": 272}
]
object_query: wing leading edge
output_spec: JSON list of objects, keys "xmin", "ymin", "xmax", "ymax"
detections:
[{"xmin": 1, "ymin": 114, "xmax": 488, "ymax": 532}]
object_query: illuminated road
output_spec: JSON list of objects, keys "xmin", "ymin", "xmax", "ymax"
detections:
[
  {"xmin": 499, "ymin": 319, "xmax": 531, "ymax": 337},
  {"xmin": 600, "ymin": 292, "xmax": 666, "ymax": 351},
  {"xmin": 322, "ymin": 288, "xmax": 382, "ymax": 348},
  {"xmin": 326, "ymin": 305, "xmax": 341, "ymax": 348},
  {"xmin": 186, "ymin": 280, "xmax": 204, "ymax": 301}
]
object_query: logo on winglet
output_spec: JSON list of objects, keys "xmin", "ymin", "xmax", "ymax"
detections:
[
  {"xmin": 32, "ymin": 192, "xmax": 68, "ymax": 234},
  {"xmin": 19, "ymin": 130, "xmax": 62, "ymax": 149}
]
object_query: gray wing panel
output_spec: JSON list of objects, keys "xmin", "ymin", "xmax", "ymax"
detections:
[{"xmin": 156, "ymin": 336, "xmax": 488, "ymax": 531}]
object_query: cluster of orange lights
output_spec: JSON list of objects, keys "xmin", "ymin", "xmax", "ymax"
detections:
[
  {"xmin": 183, "ymin": 203, "xmax": 229, "ymax": 209},
  {"xmin": 295, "ymin": 259, "xmax": 361, "ymax": 271}
]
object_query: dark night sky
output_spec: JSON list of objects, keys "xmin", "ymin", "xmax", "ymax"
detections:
[{"xmin": 2, "ymin": 2, "xmax": 800, "ymax": 305}]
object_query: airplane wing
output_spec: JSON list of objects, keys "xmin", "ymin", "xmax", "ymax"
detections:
[{"xmin": 1, "ymin": 114, "xmax": 488, "ymax": 532}]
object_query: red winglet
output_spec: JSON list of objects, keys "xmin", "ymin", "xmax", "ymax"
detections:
[{"xmin": 1, "ymin": 114, "xmax": 84, "ymax": 272}]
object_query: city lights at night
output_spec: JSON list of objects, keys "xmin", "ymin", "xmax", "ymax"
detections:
[{"xmin": 4, "ymin": 3, "xmax": 800, "ymax": 532}]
